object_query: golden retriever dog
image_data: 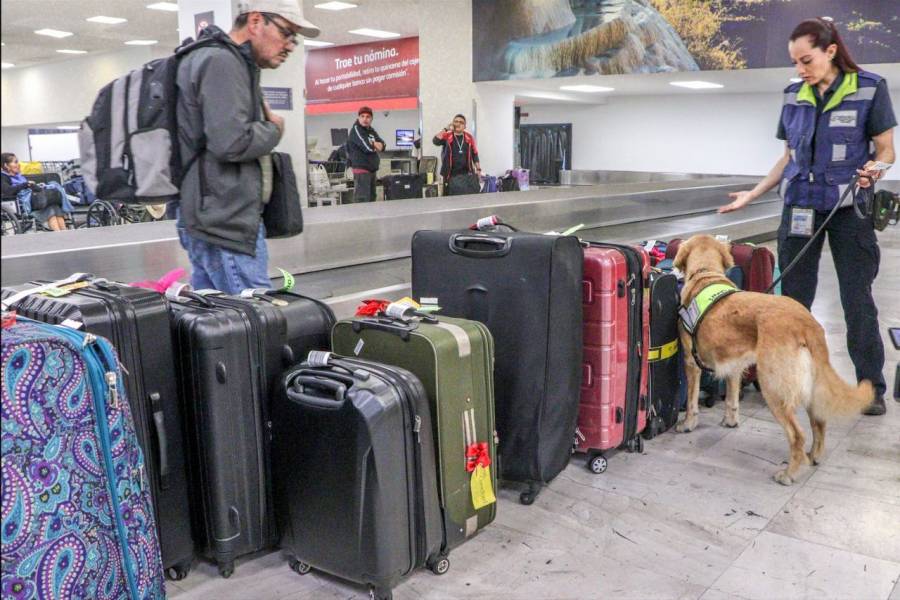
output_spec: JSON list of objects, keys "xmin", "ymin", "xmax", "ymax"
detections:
[{"xmin": 672, "ymin": 235, "xmax": 874, "ymax": 485}]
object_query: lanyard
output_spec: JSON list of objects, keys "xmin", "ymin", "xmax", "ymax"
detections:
[{"xmin": 455, "ymin": 134, "xmax": 465, "ymax": 154}]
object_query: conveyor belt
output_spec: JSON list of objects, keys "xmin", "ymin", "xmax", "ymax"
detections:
[
  {"xmin": 287, "ymin": 196, "xmax": 781, "ymax": 318},
  {"xmin": 1, "ymin": 175, "xmax": 784, "ymax": 318}
]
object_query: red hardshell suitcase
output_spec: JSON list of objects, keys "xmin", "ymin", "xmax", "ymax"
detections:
[{"xmin": 576, "ymin": 243, "xmax": 650, "ymax": 473}]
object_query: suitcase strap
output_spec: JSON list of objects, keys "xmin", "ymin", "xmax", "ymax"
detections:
[{"xmin": 647, "ymin": 339, "xmax": 678, "ymax": 362}]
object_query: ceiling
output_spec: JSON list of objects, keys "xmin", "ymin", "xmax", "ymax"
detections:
[{"xmin": 0, "ymin": 0, "xmax": 420, "ymax": 69}]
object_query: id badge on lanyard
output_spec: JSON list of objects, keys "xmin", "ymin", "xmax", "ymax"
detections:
[{"xmin": 789, "ymin": 206, "xmax": 815, "ymax": 237}]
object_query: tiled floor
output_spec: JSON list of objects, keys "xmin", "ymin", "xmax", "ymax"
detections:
[{"xmin": 169, "ymin": 230, "xmax": 900, "ymax": 600}]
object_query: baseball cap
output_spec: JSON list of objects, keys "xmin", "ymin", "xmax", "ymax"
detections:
[
  {"xmin": 237, "ymin": 0, "xmax": 321, "ymax": 38},
  {"xmin": 358, "ymin": 106, "xmax": 373, "ymax": 116}
]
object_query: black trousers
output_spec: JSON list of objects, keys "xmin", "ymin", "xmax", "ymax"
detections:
[
  {"xmin": 777, "ymin": 204, "xmax": 886, "ymax": 397},
  {"xmin": 351, "ymin": 171, "xmax": 376, "ymax": 203}
]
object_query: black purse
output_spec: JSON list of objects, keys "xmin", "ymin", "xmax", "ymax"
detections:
[
  {"xmin": 30, "ymin": 187, "xmax": 63, "ymax": 211},
  {"xmin": 263, "ymin": 152, "xmax": 304, "ymax": 239},
  {"xmin": 448, "ymin": 173, "xmax": 481, "ymax": 196}
]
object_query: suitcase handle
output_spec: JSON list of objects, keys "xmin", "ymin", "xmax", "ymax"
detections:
[
  {"xmin": 149, "ymin": 392, "xmax": 171, "ymax": 489},
  {"xmin": 351, "ymin": 318, "xmax": 415, "ymax": 340},
  {"xmin": 288, "ymin": 376, "xmax": 346, "ymax": 409},
  {"xmin": 449, "ymin": 233, "xmax": 512, "ymax": 257}
]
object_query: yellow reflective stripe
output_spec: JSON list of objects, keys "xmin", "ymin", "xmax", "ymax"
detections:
[
  {"xmin": 824, "ymin": 71, "xmax": 858, "ymax": 113},
  {"xmin": 694, "ymin": 283, "xmax": 738, "ymax": 314},
  {"xmin": 648, "ymin": 339, "xmax": 679, "ymax": 362},
  {"xmin": 796, "ymin": 83, "xmax": 817, "ymax": 107}
]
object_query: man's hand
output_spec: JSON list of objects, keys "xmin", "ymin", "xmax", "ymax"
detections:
[
  {"xmin": 263, "ymin": 101, "xmax": 285, "ymax": 136},
  {"xmin": 373, "ymin": 141, "xmax": 385, "ymax": 152},
  {"xmin": 719, "ymin": 190, "xmax": 755, "ymax": 214}
]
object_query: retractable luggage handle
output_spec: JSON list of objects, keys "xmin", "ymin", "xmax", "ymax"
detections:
[
  {"xmin": 351, "ymin": 317, "xmax": 418, "ymax": 340},
  {"xmin": 449, "ymin": 233, "xmax": 512, "ymax": 258}
]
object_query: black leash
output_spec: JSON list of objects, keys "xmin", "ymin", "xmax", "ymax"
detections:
[{"xmin": 765, "ymin": 174, "xmax": 871, "ymax": 294}]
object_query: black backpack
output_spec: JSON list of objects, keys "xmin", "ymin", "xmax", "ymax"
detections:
[{"xmin": 77, "ymin": 37, "xmax": 218, "ymax": 204}]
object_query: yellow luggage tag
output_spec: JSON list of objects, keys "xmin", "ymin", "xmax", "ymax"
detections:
[
  {"xmin": 471, "ymin": 464, "xmax": 496, "ymax": 510},
  {"xmin": 466, "ymin": 441, "xmax": 496, "ymax": 510}
]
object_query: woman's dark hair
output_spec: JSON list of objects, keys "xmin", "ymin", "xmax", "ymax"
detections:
[
  {"xmin": 1, "ymin": 153, "xmax": 16, "ymax": 169},
  {"xmin": 453, "ymin": 114, "xmax": 467, "ymax": 123},
  {"xmin": 790, "ymin": 18, "xmax": 859, "ymax": 73}
]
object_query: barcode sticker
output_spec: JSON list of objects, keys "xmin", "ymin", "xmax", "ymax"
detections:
[
  {"xmin": 420, "ymin": 297, "xmax": 438, "ymax": 305},
  {"xmin": 354, "ymin": 339, "xmax": 364, "ymax": 356}
]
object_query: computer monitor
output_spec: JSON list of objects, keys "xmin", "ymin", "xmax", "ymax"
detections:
[
  {"xmin": 395, "ymin": 129, "xmax": 415, "ymax": 148},
  {"xmin": 331, "ymin": 128, "xmax": 349, "ymax": 146}
]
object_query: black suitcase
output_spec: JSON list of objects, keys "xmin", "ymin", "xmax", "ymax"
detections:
[
  {"xmin": 411, "ymin": 230, "xmax": 583, "ymax": 504},
  {"xmin": 272, "ymin": 354, "xmax": 444, "ymax": 600},
  {"xmin": 1, "ymin": 279, "xmax": 196, "ymax": 579},
  {"xmin": 168, "ymin": 289, "xmax": 334, "ymax": 578},
  {"xmin": 383, "ymin": 174, "xmax": 424, "ymax": 200},
  {"xmin": 643, "ymin": 271, "xmax": 681, "ymax": 439}
]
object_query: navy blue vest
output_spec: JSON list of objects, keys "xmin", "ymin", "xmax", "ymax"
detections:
[{"xmin": 779, "ymin": 70, "xmax": 881, "ymax": 210}]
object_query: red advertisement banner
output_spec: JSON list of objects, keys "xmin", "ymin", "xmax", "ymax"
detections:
[{"xmin": 306, "ymin": 37, "xmax": 419, "ymax": 107}]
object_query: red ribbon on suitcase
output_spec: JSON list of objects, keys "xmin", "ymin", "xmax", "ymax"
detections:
[{"xmin": 465, "ymin": 442, "xmax": 491, "ymax": 473}]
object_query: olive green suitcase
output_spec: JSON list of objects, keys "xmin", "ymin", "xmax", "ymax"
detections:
[{"xmin": 332, "ymin": 314, "xmax": 498, "ymax": 550}]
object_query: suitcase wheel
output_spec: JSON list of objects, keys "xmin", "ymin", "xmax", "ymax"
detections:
[
  {"xmin": 289, "ymin": 559, "xmax": 312, "ymax": 576},
  {"xmin": 626, "ymin": 436, "xmax": 644, "ymax": 454},
  {"xmin": 218, "ymin": 562, "xmax": 234, "ymax": 579},
  {"xmin": 519, "ymin": 484, "xmax": 539, "ymax": 506},
  {"xmin": 165, "ymin": 562, "xmax": 191, "ymax": 581},
  {"xmin": 427, "ymin": 555, "xmax": 451, "ymax": 576},
  {"xmin": 703, "ymin": 394, "xmax": 717, "ymax": 408},
  {"xmin": 588, "ymin": 454, "xmax": 608, "ymax": 474},
  {"xmin": 370, "ymin": 586, "xmax": 393, "ymax": 600}
]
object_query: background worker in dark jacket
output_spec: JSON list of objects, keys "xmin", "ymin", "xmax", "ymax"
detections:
[
  {"xmin": 433, "ymin": 114, "xmax": 482, "ymax": 195},
  {"xmin": 346, "ymin": 106, "xmax": 385, "ymax": 202},
  {"xmin": 720, "ymin": 18, "xmax": 896, "ymax": 416},
  {"xmin": 175, "ymin": 0, "xmax": 319, "ymax": 294}
]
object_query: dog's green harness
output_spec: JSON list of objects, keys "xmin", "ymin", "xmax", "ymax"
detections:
[{"xmin": 678, "ymin": 282, "xmax": 740, "ymax": 372}]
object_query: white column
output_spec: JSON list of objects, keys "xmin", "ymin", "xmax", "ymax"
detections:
[{"xmin": 418, "ymin": 0, "xmax": 515, "ymax": 176}]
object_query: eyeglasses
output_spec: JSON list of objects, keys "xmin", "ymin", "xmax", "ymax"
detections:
[{"xmin": 262, "ymin": 13, "xmax": 298, "ymax": 46}]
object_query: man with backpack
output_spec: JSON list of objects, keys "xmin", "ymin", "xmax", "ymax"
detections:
[{"xmin": 175, "ymin": 0, "xmax": 319, "ymax": 293}]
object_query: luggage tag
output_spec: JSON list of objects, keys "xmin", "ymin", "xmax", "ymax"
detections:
[
  {"xmin": 466, "ymin": 442, "xmax": 495, "ymax": 510},
  {"xmin": 276, "ymin": 268, "xmax": 295, "ymax": 292},
  {"xmin": 789, "ymin": 207, "xmax": 814, "ymax": 238}
]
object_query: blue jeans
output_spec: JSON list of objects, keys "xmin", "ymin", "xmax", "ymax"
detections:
[{"xmin": 177, "ymin": 224, "xmax": 271, "ymax": 295}]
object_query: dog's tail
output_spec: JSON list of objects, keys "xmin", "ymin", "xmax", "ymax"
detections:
[{"xmin": 807, "ymin": 330, "xmax": 874, "ymax": 417}]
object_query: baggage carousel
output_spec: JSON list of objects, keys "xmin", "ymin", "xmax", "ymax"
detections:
[{"xmin": 1, "ymin": 173, "xmax": 783, "ymax": 318}]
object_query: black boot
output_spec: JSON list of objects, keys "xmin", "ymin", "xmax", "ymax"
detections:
[{"xmin": 863, "ymin": 396, "xmax": 886, "ymax": 416}]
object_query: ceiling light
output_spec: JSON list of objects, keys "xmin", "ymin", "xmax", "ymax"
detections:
[
  {"xmin": 86, "ymin": 16, "xmax": 128, "ymax": 25},
  {"xmin": 348, "ymin": 28, "xmax": 401, "ymax": 39},
  {"xmin": 125, "ymin": 40, "xmax": 159, "ymax": 46},
  {"xmin": 1, "ymin": 62, "xmax": 14, "ymax": 69},
  {"xmin": 304, "ymin": 39, "xmax": 335, "ymax": 47},
  {"xmin": 35, "ymin": 29, "xmax": 74, "ymax": 39},
  {"xmin": 559, "ymin": 84, "xmax": 614, "ymax": 93},
  {"xmin": 57, "ymin": 49, "xmax": 88, "ymax": 54},
  {"xmin": 315, "ymin": 1, "xmax": 357, "ymax": 9},
  {"xmin": 669, "ymin": 80, "xmax": 724, "ymax": 89},
  {"xmin": 146, "ymin": 2, "xmax": 179, "ymax": 12}
]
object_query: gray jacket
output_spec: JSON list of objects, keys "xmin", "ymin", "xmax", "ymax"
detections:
[{"xmin": 176, "ymin": 26, "xmax": 281, "ymax": 255}]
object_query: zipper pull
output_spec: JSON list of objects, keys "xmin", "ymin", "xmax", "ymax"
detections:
[
  {"xmin": 413, "ymin": 415, "xmax": 422, "ymax": 443},
  {"xmin": 83, "ymin": 333, "xmax": 97, "ymax": 348},
  {"xmin": 106, "ymin": 372, "xmax": 119, "ymax": 409},
  {"xmin": 637, "ymin": 341, "xmax": 643, "ymax": 357},
  {"xmin": 494, "ymin": 430, "xmax": 499, "ymax": 444}
]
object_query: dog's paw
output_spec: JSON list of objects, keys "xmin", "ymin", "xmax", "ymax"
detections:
[
  {"xmin": 773, "ymin": 469, "xmax": 794, "ymax": 486},
  {"xmin": 720, "ymin": 415, "xmax": 739, "ymax": 428},
  {"xmin": 806, "ymin": 452, "xmax": 819, "ymax": 466},
  {"xmin": 675, "ymin": 417, "xmax": 697, "ymax": 433}
]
